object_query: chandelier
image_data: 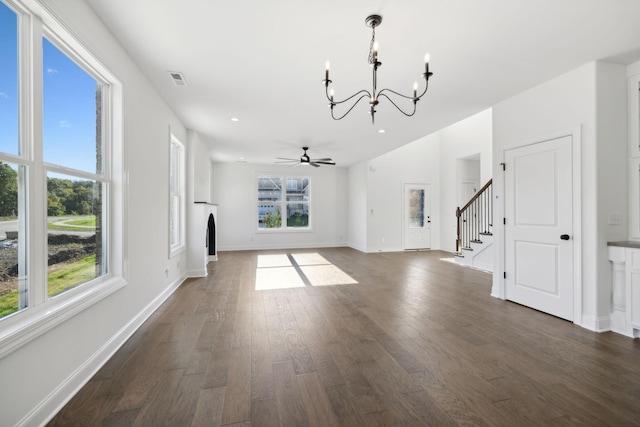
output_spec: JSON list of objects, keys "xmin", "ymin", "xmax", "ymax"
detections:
[{"xmin": 323, "ymin": 14, "xmax": 433, "ymax": 124}]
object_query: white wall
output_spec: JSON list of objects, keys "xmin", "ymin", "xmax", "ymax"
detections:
[
  {"xmin": 439, "ymin": 109, "xmax": 493, "ymax": 253},
  {"xmin": 187, "ymin": 130, "xmax": 214, "ymax": 276},
  {"xmin": 211, "ymin": 162, "xmax": 348, "ymax": 250},
  {"xmin": 366, "ymin": 133, "xmax": 441, "ymax": 252},
  {"xmin": 0, "ymin": 2, "xmax": 190, "ymax": 425},
  {"xmin": 358, "ymin": 109, "xmax": 492, "ymax": 254},
  {"xmin": 492, "ymin": 61, "xmax": 627, "ymax": 330},
  {"xmin": 188, "ymin": 130, "xmax": 212, "ymax": 204},
  {"xmin": 595, "ymin": 62, "xmax": 628, "ymax": 320},
  {"xmin": 348, "ymin": 161, "xmax": 368, "ymax": 252}
]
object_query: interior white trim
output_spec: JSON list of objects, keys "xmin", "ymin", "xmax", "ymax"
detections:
[{"xmin": 219, "ymin": 242, "xmax": 349, "ymax": 252}]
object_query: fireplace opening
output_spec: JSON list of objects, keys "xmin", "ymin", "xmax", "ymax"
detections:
[{"xmin": 207, "ymin": 213, "xmax": 216, "ymax": 256}]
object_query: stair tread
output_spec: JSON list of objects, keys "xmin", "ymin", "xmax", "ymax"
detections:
[{"xmin": 479, "ymin": 232, "xmax": 493, "ymax": 236}]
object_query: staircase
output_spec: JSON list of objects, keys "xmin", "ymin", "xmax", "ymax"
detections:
[{"xmin": 455, "ymin": 179, "xmax": 493, "ymax": 272}]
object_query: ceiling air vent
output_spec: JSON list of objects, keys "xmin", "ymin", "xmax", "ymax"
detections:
[{"xmin": 169, "ymin": 71, "xmax": 187, "ymax": 87}]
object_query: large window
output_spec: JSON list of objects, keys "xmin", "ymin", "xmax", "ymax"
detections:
[
  {"xmin": 258, "ymin": 176, "xmax": 310, "ymax": 230},
  {"xmin": 0, "ymin": 0, "xmax": 124, "ymax": 355},
  {"xmin": 169, "ymin": 135, "xmax": 185, "ymax": 255},
  {"xmin": 43, "ymin": 37, "xmax": 107, "ymax": 298}
]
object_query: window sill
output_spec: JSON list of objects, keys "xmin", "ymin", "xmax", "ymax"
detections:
[
  {"xmin": 0, "ymin": 276, "xmax": 127, "ymax": 359},
  {"xmin": 255, "ymin": 228, "xmax": 314, "ymax": 234}
]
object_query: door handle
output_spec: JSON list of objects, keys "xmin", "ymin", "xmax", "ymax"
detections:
[{"xmin": 560, "ymin": 234, "xmax": 570, "ymax": 240}]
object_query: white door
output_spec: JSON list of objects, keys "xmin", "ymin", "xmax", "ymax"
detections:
[
  {"xmin": 403, "ymin": 184, "xmax": 431, "ymax": 250},
  {"xmin": 504, "ymin": 136, "xmax": 573, "ymax": 320}
]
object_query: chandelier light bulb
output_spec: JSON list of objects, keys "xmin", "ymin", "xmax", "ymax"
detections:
[{"xmin": 325, "ymin": 61, "xmax": 330, "ymax": 81}]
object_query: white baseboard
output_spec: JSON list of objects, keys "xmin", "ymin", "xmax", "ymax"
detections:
[
  {"xmin": 581, "ymin": 314, "xmax": 611, "ymax": 332},
  {"xmin": 610, "ymin": 310, "xmax": 634, "ymax": 337},
  {"xmin": 218, "ymin": 243, "xmax": 348, "ymax": 251},
  {"xmin": 347, "ymin": 243, "xmax": 367, "ymax": 253},
  {"xmin": 187, "ymin": 268, "xmax": 207, "ymax": 278},
  {"xmin": 24, "ymin": 275, "xmax": 187, "ymax": 427}
]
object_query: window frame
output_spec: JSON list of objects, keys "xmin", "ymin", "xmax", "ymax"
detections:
[
  {"xmin": 169, "ymin": 134, "xmax": 185, "ymax": 257},
  {"xmin": 257, "ymin": 174, "xmax": 311, "ymax": 232},
  {"xmin": 0, "ymin": 0, "xmax": 126, "ymax": 359}
]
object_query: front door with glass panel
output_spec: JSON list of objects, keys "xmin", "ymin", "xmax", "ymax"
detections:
[{"xmin": 403, "ymin": 183, "xmax": 431, "ymax": 250}]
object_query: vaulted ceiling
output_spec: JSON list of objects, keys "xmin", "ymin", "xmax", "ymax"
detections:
[{"xmin": 86, "ymin": 0, "xmax": 640, "ymax": 166}]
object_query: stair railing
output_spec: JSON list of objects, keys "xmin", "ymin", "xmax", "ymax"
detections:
[{"xmin": 456, "ymin": 179, "xmax": 492, "ymax": 254}]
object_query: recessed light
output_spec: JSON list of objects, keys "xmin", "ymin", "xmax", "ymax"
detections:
[
  {"xmin": 378, "ymin": 129, "xmax": 386, "ymax": 134},
  {"xmin": 230, "ymin": 117, "xmax": 240, "ymax": 122}
]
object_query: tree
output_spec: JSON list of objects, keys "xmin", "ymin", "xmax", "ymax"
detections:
[
  {"xmin": 0, "ymin": 162, "xmax": 18, "ymax": 217},
  {"xmin": 47, "ymin": 195, "xmax": 65, "ymax": 216},
  {"xmin": 263, "ymin": 208, "xmax": 282, "ymax": 228},
  {"xmin": 46, "ymin": 177, "xmax": 96, "ymax": 216}
]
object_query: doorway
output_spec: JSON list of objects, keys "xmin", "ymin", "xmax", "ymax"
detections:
[{"xmin": 403, "ymin": 183, "xmax": 431, "ymax": 250}]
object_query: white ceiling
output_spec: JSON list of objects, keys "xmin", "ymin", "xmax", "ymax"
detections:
[{"xmin": 85, "ymin": 0, "xmax": 640, "ymax": 166}]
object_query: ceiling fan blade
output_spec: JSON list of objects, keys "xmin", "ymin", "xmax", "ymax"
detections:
[{"xmin": 276, "ymin": 149, "xmax": 335, "ymax": 167}]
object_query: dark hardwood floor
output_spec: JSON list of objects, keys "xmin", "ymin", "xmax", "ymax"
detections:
[{"xmin": 49, "ymin": 248, "xmax": 640, "ymax": 426}]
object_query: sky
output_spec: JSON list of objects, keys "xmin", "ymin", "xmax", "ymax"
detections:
[{"xmin": 1, "ymin": 1, "xmax": 100, "ymax": 175}]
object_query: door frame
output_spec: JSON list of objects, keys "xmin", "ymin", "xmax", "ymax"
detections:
[
  {"xmin": 495, "ymin": 127, "xmax": 582, "ymax": 325},
  {"xmin": 402, "ymin": 182, "xmax": 431, "ymax": 250}
]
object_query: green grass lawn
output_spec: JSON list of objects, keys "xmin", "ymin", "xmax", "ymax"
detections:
[
  {"xmin": 48, "ymin": 254, "xmax": 97, "ymax": 297},
  {"xmin": 48, "ymin": 215, "xmax": 96, "ymax": 231},
  {"xmin": 0, "ymin": 287, "xmax": 19, "ymax": 318},
  {"xmin": 0, "ymin": 255, "xmax": 97, "ymax": 318}
]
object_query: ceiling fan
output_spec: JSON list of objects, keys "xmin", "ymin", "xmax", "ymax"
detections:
[{"xmin": 276, "ymin": 147, "xmax": 336, "ymax": 168}]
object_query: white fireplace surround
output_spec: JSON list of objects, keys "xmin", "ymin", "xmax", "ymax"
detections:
[{"xmin": 187, "ymin": 202, "xmax": 218, "ymax": 277}]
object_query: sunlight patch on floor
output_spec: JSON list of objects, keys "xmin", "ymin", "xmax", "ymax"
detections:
[
  {"xmin": 291, "ymin": 253, "xmax": 329, "ymax": 266},
  {"xmin": 257, "ymin": 254, "xmax": 292, "ymax": 268},
  {"xmin": 300, "ymin": 265, "xmax": 358, "ymax": 287},
  {"xmin": 255, "ymin": 266, "xmax": 305, "ymax": 290},
  {"xmin": 255, "ymin": 252, "xmax": 358, "ymax": 290}
]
